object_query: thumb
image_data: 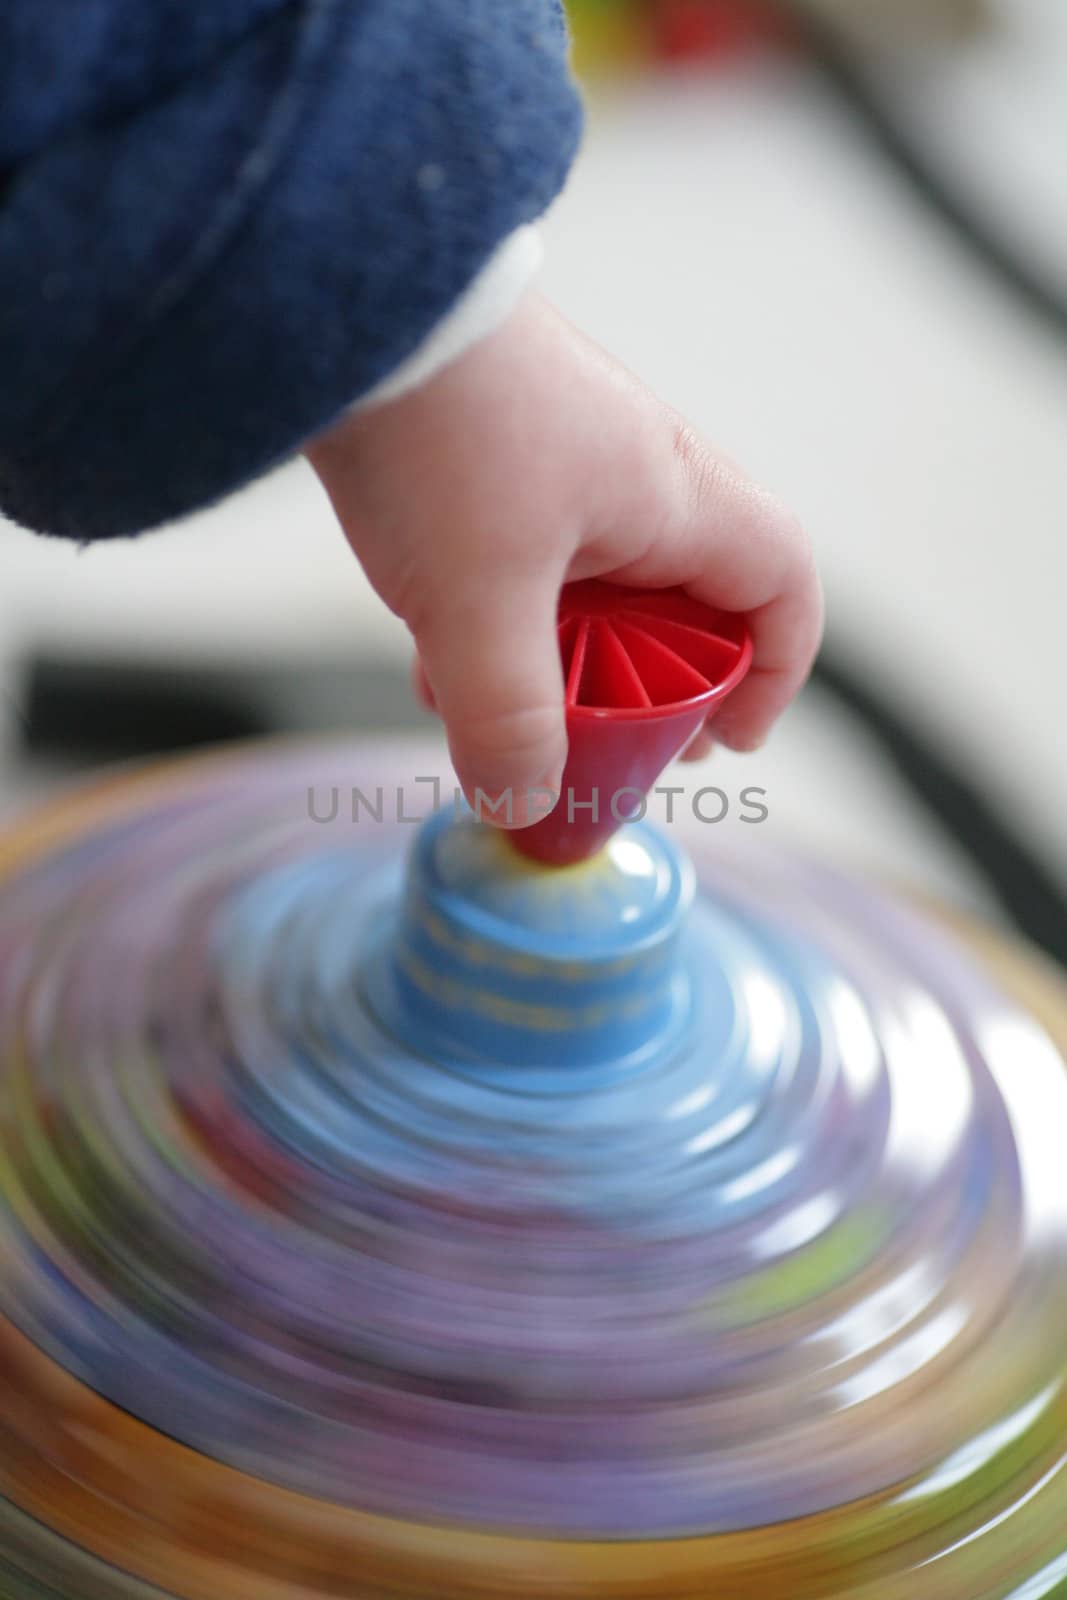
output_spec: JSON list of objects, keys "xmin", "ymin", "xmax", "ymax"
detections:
[{"xmin": 411, "ymin": 575, "xmax": 568, "ymax": 829}]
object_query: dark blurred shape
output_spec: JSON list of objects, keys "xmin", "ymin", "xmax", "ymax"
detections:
[
  {"xmin": 810, "ymin": 651, "xmax": 1067, "ymax": 970},
  {"xmin": 798, "ymin": 10, "xmax": 1067, "ymax": 346},
  {"xmin": 20, "ymin": 654, "xmax": 434, "ymax": 763},
  {"xmin": 787, "ymin": 0, "xmax": 990, "ymax": 47}
]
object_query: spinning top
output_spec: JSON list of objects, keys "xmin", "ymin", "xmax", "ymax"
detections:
[
  {"xmin": 513, "ymin": 579, "xmax": 751, "ymax": 864},
  {"xmin": 1, "ymin": 585, "xmax": 1067, "ymax": 1599}
]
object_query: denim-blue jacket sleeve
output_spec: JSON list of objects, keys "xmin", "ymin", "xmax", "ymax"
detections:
[{"xmin": 0, "ymin": 1, "xmax": 584, "ymax": 540}]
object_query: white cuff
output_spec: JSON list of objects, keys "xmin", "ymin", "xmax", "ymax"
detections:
[{"xmin": 357, "ymin": 225, "xmax": 543, "ymax": 411}]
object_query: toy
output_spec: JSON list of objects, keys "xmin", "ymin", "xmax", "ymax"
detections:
[
  {"xmin": 512, "ymin": 580, "xmax": 750, "ymax": 863},
  {"xmin": 1, "ymin": 582, "xmax": 1066, "ymax": 1597},
  {"xmin": 563, "ymin": 0, "xmax": 981, "ymax": 74},
  {"xmin": 566, "ymin": 0, "xmax": 793, "ymax": 75}
]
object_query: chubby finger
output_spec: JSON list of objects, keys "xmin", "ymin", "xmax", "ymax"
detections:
[
  {"xmin": 678, "ymin": 724, "xmax": 716, "ymax": 763},
  {"xmin": 597, "ymin": 422, "xmax": 823, "ymax": 751},
  {"xmin": 411, "ymin": 655, "xmax": 436, "ymax": 712},
  {"xmin": 410, "ymin": 574, "xmax": 568, "ymax": 828}
]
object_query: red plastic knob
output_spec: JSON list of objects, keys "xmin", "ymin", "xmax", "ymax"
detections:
[{"xmin": 512, "ymin": 581, "xmax": 752, "ymax": 866}]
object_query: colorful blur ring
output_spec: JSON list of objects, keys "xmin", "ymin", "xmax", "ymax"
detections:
[{"xmin": 1, "ymin": 739, "xmax": 1067, "ymax": 1597}]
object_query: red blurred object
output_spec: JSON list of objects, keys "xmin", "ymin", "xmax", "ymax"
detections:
[
  {"xmin": 652, "ymin": 0, "xmax": 793, "ymax": 62},
  {"xmin": 512, "ymin": 581, "xmax": 752, "ymax": 867}
]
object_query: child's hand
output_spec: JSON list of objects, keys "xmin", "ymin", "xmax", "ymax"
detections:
[{"xmin": 307, "ymin": 294, "xmax": 822, "ymax": 825}]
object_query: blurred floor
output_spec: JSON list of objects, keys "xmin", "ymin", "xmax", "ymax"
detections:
[{"xmin": 1, "ymin": 15, "xmax": 1064, "ymax": 908}]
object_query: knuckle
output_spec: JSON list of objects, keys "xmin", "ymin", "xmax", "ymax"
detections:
[
  {"xmin": 670, "ymin": 421, "xmax": 725, "ymax": 521},
  {"xmin": 376, "ymin": 553, "xmax": 428, "ymax": 630},
  {"xmin": 750, "ymin": 484, "xmax": 807, "ymax": 555}
]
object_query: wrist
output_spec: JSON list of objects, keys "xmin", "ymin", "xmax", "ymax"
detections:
[{"xmin": 357, "ymin": 225, "xmax": 544, "ymax": 416}]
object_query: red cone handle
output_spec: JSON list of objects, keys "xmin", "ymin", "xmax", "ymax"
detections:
[{"xmin": 512, "ymin": 581, "xmax": 753, "ymax": 866}]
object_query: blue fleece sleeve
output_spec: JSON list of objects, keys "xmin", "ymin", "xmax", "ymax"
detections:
[{"xmin": 0, "ymin": 1, "xmax": 583, "ymax": 540}]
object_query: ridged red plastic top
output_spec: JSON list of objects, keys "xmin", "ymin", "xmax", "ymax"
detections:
[
  {"xmin": 513, "ymin": 582, "xmax": 752, "ymax": 866},
  {"xmin": 558, "ymin": 581, "xmax": 750, "ymax": 719}
]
